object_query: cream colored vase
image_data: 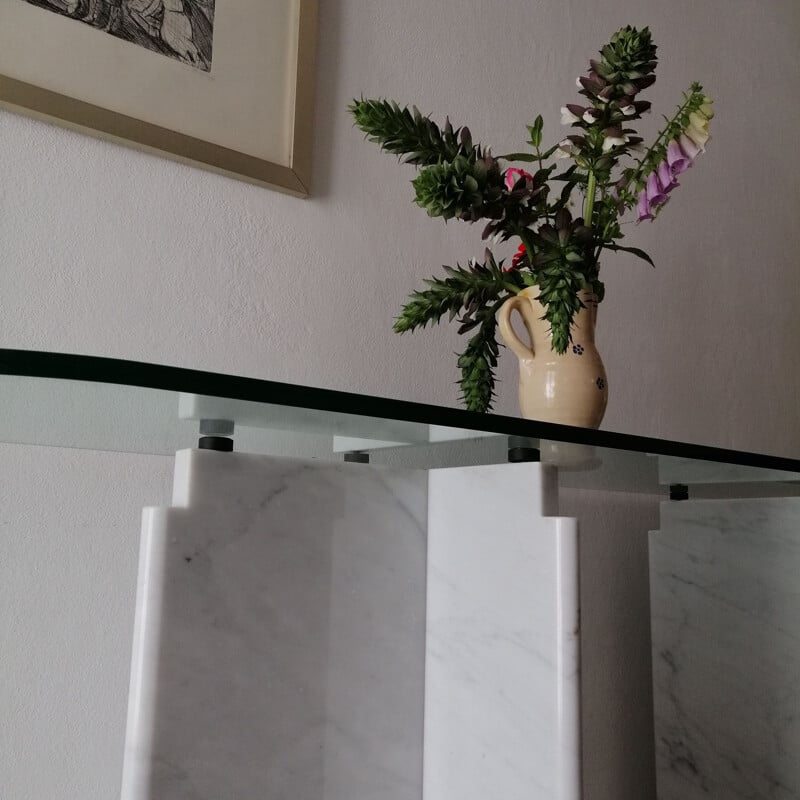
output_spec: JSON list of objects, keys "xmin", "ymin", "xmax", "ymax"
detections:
[{"xmin": 497, "ymin": 286, "xmax": 608, "ymax": 428}]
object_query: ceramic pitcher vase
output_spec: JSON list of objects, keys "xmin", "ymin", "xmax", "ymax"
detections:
[{"xmin": 497, "ymin": 286, "xmax": 608, "ymax": 428}]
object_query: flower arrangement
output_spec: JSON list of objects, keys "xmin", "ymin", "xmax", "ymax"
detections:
[{"xmin": 349, "ymin": 26, "xmax": 712, "ymax": 412}]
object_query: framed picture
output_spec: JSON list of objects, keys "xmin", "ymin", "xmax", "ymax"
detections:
[{"xmin": 0, "ymin": 0, "xmax": 317, "ymax": 196}]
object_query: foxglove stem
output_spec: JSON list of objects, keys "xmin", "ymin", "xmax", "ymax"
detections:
[{"xmin": 631, "ymin": 86, "xmax": 703, "ymax": 178}]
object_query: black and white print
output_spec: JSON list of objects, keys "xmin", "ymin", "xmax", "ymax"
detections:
[{"xmin": 22, "ymin": 0, "xmax": 215, "ymax": 72}]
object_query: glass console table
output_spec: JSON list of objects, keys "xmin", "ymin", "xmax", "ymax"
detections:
[{"xmin": 2, "ymin": 349, "xmax": 799, "ymax": 800}]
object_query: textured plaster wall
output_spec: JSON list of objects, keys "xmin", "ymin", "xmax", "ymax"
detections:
[
  {"xmin": 1, "ymin": 0, "xmax": 799, "ymax": 799},
  {"xmin": 0, "ymin": 445, "xmax": 173, "ymax": 800}
]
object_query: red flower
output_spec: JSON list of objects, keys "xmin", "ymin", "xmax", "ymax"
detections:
[{"xmin": 506, "ymin": 243, "xmax": 527, "ymax": 271}]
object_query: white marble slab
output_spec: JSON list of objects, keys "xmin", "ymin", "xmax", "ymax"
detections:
[
  {"xmin": 650, "ymin": 498, "xmax": 800, "ymax": 799},
  {"xmin": 121, "ymin": 449, "xmax": 427, "ymax": 800},
  {"xmin": 425, "ymin": 462, "xmax": 581, "ymax": 800}
]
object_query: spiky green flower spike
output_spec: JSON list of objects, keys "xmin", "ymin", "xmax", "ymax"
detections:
[
  {"xmin": 349, "ymin": 98, "xmax": 484, "ymax": 167},
  {"xmin": 413, "ymin": 155, "xmax": 502, "ymax": 221},
  {"xmin": 580, "ymin": 26, "xmax": 658, "ymax": 105}
]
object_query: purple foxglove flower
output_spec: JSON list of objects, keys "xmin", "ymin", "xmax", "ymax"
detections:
[
  {"xmin": 666, "ymin": 139, "xmax": 691, "ymax": 175},
  {"xmin": 646, "ymin": 173, "xmax": 667, "ymax": 208},
  {"xmin": 678, "ymin": 133, "xmax": 702, "ymax": 161},
  {"xmin": 657, "ymin": 161, "xmax": 678, "ymax": 193},
  {"xmin": 636, "ymin": 190, "xmax": 654, "ymax": 222}
]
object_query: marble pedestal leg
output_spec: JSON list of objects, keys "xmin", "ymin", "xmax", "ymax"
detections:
[
  {"xmin": 650, "ymin": 498, "xmax": 800, "ymax": 799},
  {"xmin": 121, "ymin": 450, "xmax": 427, "ymax": 800},
  {"xmin": 425, "ymin": 463, "xmax": 581, "ymax": 800}
]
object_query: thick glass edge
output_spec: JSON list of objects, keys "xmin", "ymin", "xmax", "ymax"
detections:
[{"xmin": 2, "ymin": 348, "xmax": 800, "ymax": 474}]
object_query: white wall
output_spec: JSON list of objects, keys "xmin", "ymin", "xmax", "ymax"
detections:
[
  {"xmin": 1, "ymin": 1, "xmax": 799, "ymax": 798},
  {"xmin": 0, "ymin": 445, "xmax": 173, "ymax": 800}
]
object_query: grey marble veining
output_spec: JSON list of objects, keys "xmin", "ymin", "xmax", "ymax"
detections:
[
  {"xmin": 650, "ymin": 498, "xmax": 800, "ymax": 800},
  {"xmin": 122, "ymin": 450, "xmax": 427, "ymax": 800}
]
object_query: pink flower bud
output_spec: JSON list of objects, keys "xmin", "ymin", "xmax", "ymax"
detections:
[{"xmin": 504, "ymin": 167, "xmax": 534, "ymax": 191}]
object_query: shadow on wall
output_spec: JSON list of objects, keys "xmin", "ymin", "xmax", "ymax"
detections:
[
  {"xmin": 561, "ymin": 487, "xmax": 660, "ymax": 800},
  {"xmin": 309, "ymin": 0, "xmax": 346, "ymax": 200}
]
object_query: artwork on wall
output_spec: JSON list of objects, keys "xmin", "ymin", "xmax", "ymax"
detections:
[
  {"xmin": 21, "ymin": 0, "xmax": 216, "ymax": 72},
  {"xmin": 0, "ymin": 0, "xmax": 317, "ymax": 195}
]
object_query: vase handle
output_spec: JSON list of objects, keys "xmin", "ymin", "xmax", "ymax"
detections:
[{"xmin": 497, "ymin": 295, "xmax": 534, "ymax": 360}]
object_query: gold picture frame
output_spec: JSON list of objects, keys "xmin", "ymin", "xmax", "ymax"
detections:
[{"xmin": 0, "ymin": 0, "xmax": 317, "ymax": 197}]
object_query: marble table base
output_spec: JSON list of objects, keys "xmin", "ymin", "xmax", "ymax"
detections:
[
  {"xmin": 121, "ymin": 452, "xmax": 581, "ymax": 799},
  {"xmin": 650, "ymin": 498, "xmax": 800, "ymax": 799}
]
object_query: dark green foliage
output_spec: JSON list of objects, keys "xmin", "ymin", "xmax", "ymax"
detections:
[
  {"xmin": 350, "ymin": 98, "xmax": 508, "ymax": 224},
  {"xmin": 349, "ymin": 98, "xmax": 485, "ymax": 166},
  {"xmin": 527, "ymin": 209, "xmax": 598, "ymax": 352},
  {"xmin": 394, "ymin": 255, "xmax": 521, "ymax": 412},
  {"xmin": 536, "ymin": 271, "xmax": 588, "ymax": 354},
  {"xmin": 457, "ymin": 310, "xmax": 502, "ymax": 412},
  {"xmin": 393, "ymin": 254, "xmax": 520, "ymax": 335},
  {"xmin": 527, "ymin": 115, "xmax": 544, "ymax": 148},
  {"xmin": 412, "ymin": 156, "xmax": 488, "ymax": 220}
]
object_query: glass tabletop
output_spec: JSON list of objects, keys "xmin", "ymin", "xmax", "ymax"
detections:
[{"xmin": 2, "ymin": 349, "xmax": 799, "ymax": 497}]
